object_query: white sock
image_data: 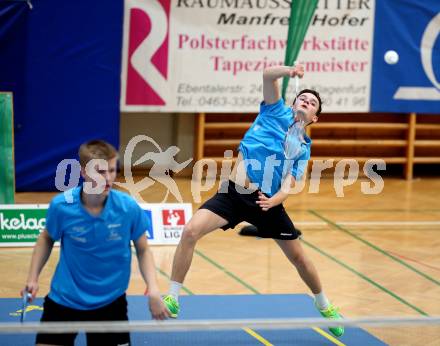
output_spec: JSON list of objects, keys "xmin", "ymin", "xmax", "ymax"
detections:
[
  {"xmin": 169, "ymin": 281, "xmax": 182, "ymax": 301},
  {"xmin": 314, "ymin": 292, "xmax": 330, "ymax": 310}
]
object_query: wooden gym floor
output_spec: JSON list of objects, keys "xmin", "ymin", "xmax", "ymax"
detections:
[{"xmin": 2, "ymin": 176, "xmax": 439, "ymax": 345}]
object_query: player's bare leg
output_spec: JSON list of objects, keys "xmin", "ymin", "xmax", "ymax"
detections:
[
  {"xmin": 275, "ymin": 238, "xmax": 344, "ymax": 337},
  {"xmin": 163, "ymin": 209, "xmax": 227, "ymax": 317}
]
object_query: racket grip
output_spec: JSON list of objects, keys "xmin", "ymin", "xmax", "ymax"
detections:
[
  {"xmin": 23, "ymin": 289, "xmax": 32, "ymax": 301},
  {"xmin": 293, "ymin": 61, "xmax": 299, "ymax": 96}
]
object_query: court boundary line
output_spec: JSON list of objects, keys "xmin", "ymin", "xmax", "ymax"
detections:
[
  {"xmin": 309, "ymin": 210, "xmax": 440, "ymax": 286},
  {"xmin": 153, "ymin": 231, "xmax": 430, "ymax": 317},
  {"xmin": 293, "ymin": 220, "xmax": 440, "ymax": 229},
  {"xmin": 385, "ymin": 249, "xmax": 440, "ymax": 272},
  {"xmin": 183, "ymin": 241, "xmax": 428, "ymax": 316},
  {"xmin": 155, "ymin": 250, "xmax": 343, "ymax": 345},
  {"xmin": 156, "ymin": 263, "xmax": 274, "ymax": 346},
  {"xmin": 301, "ymin": 239, "xmax": 428, "ymax": 316},
  {"xmin": 336, "ymin": 221, "xmax": 440, "ymax": 226},
  {"xmin": 242, "ymin": 327, "xmax": 274, "ymax": 346},
  {"xmin": 287, "ymin": 209, "xmax": 440, "ymax": 213},
  {"xmin": 153, "ymin": 235, "xmax": 429, "ymax": 340},
  {"xmin": 194, "ymin": 221, "xmax": 432, "ymax": 316},
  {"xmin": 194, "ymin": 249, "xmax": 260, "ymax": 294},
  {"xmin": 193, "ymin": 250, "xmax": 347, "ymax": 345},
  {"xmin": 312, "ymin": 327, "xmax": 346, "ymax": 346}
]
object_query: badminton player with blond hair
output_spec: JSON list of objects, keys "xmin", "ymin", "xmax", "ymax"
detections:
[{"xmin": 22, "ymin": 140, "xmax": 170, "ymax": 346}]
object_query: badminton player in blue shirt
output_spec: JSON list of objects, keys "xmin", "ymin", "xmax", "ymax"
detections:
[
  {"xmin": 22, "ymin": 140, "xmax": 170, "ymax": 345},
  {"xmin": 163, "ymin": 64, "xmax": 344, "ymax": 337}
]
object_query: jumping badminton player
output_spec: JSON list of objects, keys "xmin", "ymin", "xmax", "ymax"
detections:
[
  {"xmin": 163, "ymin": 64, "xmax": 344, "ymax": 338},
  {"xmin": 21, "ymin": 140, "xmax": 170, "ymax": 346}
]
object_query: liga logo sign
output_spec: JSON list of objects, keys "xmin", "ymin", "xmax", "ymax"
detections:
[
  {"xmin": 161, "ymin": 209, "xmax": 186, "ymax": 241},
  {"xmin": 162, "ymin": 209, "xmax": 186, "ymax": 226},
  {"xmin": 121, "ymin": 0, "xmax": 171, "ymax": 108},
  {"xmin": 139, "ymin": 204, "xmax": 192, "ymax": 245}
]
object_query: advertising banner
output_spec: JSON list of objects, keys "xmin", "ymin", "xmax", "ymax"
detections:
[
  {"xmin": 139, "ymin": 203, "xmax": 192, "ymax": 245},
  {"xmin": 370, "ymin": 0, "xmax": 440, "ymax": 113},
  {"xmin": 121, "ymin": 0, "xmax": 375, "ymax": 113},
  {"xmin": 0, "ymin": 204, "xmax": 192, "ymax": 247}
]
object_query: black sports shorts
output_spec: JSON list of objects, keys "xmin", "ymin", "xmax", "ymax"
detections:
[
  {"xmin": 200, "ymin": 180, "xmax": 300, "ymax": 240},
  {"xmin": 36, "ymin": 294, "xmax": 130, "ymax": 346}
]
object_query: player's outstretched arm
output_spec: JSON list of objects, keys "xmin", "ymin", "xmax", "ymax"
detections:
[
  {"xmin": 263, "ymin": 65, "xmax": 304, "ymax": 105},
  {"xmin": 134, "ymin": 235, "xmax": 171, "ymax": 320},
  {"xmin": 22, "ymin": 230, "xmax": 55, "ymax": 301}
]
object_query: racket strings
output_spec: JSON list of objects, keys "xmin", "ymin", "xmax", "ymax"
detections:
[{"xmin": 284, "ymin": 120, "xmax": 305, "ymax": 160}]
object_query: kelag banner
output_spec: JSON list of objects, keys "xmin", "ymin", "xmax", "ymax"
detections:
[
  {"xmin": 121, "ymin": 0, "xmax": 439, "ymax": 114},
  {"xmin": 0, "ymin": 205, "xmax": 47, "ymax": 245}
]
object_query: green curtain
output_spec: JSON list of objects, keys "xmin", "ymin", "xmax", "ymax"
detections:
[
  {"xmin": 0, "ymin": 92, "xmax": 15, "ymax": 203},
  {"xmin": 282, "ymin": 0, "xmax": 319, "ymax": 100}
]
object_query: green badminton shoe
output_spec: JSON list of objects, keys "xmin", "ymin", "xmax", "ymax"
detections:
[
  {"xmin": 163, "ymin": 295, "xmax": 180, "ymax": 318},
  {"xmin": 316, "ymin": 303, "xmax": 344, "ymax": 337}
]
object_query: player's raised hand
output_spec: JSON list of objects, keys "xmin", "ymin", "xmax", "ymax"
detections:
[{"xmin": 290, "ymin": 64, "xmax": 304, "ymax": 79}]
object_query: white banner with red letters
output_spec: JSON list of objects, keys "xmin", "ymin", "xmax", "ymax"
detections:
[{"xmin": 121, "ymin": 0, "xmax": 374, "ymax": 113}]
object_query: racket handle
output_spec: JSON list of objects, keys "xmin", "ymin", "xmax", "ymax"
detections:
[
  {"xmin": 294, "ymin": 60, "xmax": 299, "ymax": 96},
  {"xmin": 20, "ymin": 292, "xmax": 32, "ymax": 323},
  {"xmin": 23, "ymin": 289, "xmax": 32, "ymax": 301}
]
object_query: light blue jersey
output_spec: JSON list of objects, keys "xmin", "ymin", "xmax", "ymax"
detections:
[
  {"xmin": 239, "ymin": 99, "xmax": 312, "ymax": 196},
  {"xmin": 45, "ymin": 186, "xmax": 149, "ymax": 310}
]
